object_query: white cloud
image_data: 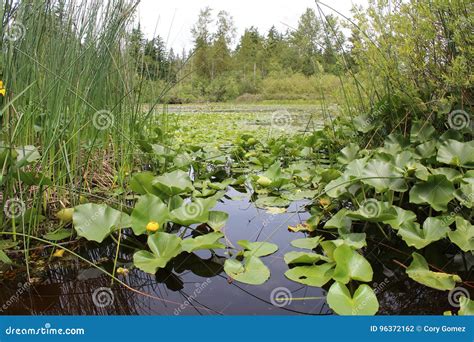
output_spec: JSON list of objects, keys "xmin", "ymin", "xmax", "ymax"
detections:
[{"xmin": 137, "ymin": 0, "xmax": 367, "ymax": 53}]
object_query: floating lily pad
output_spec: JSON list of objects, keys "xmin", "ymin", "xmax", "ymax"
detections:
[
  {"xmin": 409, "ymin": 175, "xmax": 455, "ymax": 211},
  {"xmin": 284, "ymin": 251, "xmax": 329, "ymax": 264},
  {"xmin": 397, "ymin": 216, "xmax": 450, "ymax": 249},
  {"xmin": 152, "ymin": 170, "xmax": 194, "ymax": 196},
  {"xmin": 238, "ymin": 240, "xmax": 278, "ymax": 257},
  {"xmin": 207, "ymin": 211, "xmax": 229, "ymax": 231},
  {"xmin": 181, "ymin": 232, "xmax": 225, "ymax": 253},
  {"xmin": 73, "ymin": 204, "xmax": 128, "ymax": 243},
  {"xmin": 327, "ymin": 282, "xmax": 379, "ymax": 315},
  {"xmin": 437, "ymin": 140, "xmax": 474, "ymax": 168},
  {"xmin": 284, "ymin": 263, "xmax": 334, "ymax": 287},
  {"xmin": 290, "ymin": 236, "xmax": 323, "ymax": 250},
  {"xmin": 224, "ymin": 256, "xmax": 270, "ymax": 285},
  {"xmin": 448, "ymin": 216, "xmax": 474, "ymax": 252},
  {"xmin": 133, "ymin": 233, "xmax": 182, "ymax": 274},
  {"xmin": 406, "ymin": 253, "xmax": 461, "ymax": 291},
  {"xmin": 332, "ymin": 244, "xmax": 373, "ymax": 284},
  {"xmin": 131, "ymin": 194, "xmax": 169, "ymax": 235}
]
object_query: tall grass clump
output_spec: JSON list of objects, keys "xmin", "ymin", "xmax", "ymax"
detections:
[{"xmin": 0, "ymin": 0, "xmax": 158, "ymax": 241}]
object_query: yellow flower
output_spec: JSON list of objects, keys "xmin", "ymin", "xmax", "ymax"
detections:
[
  {"xmin": 116, "ymin": 267, "xmax": 129, "ymax": 276},
  {"xmin": 0, "ymin": 80, "xmax": 5, "ymax": 97},
  {"xmin": 53, "ymin": 249, "xmax": 65, "ymax": 258},
  {"xmin": 146, "ymin": 221, "xmax": 160, "ymax": 232}
]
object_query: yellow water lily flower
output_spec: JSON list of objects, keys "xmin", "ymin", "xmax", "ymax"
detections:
[
  {"xmin": 0, "ymin": 80, "xmax": 5, "ymax": 97},
  {"xmin": 116, "ymin": 267, "xmax": 129, "ymax": 276},
  {"xmin": 146, "ymin": 221, "xmax": 160, "ymax": 232},
  {"xmin": 53, "ymin": 249, "xmax": 65, "ymax": 258}
]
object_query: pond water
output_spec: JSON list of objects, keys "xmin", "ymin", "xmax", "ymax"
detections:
[{"xmin": 0, "ymin": 187, "xmax": 458, "ymax": 316}]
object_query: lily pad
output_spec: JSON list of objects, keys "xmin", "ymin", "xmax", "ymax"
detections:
[
  {"xmin": 332, "ymin": 244, "xmax": 373, "ymax": 284},
  {"xmin": 406, "ymin": 253, "xmax": 461, "ymax": 291},
  {"xmin": 181, "ymin": 232, "xmax": 225, "ymax": 253},
  {"xmin": 409, "ymin": 175, "xmax": 455, "ymax": 211},
  {"xmin": 437, "ymin": 140, "xmax": 474, "ymax": 168},
  {"xmin": 361, "ymin": 159, "xmax": 407, "ymax": 193},
  {"xmin": 152, "ymin": 170, "xmax": 194, "ymax": 196},
  {"xmin": 291, "ymin": 236, "xmax": 323, "ymax": 250},
  {"xmin": 448, "ymin": 216, "xmax": 474, "ymax": 252},
  {"xmin": 237, "ymin": 240, "xmax": 278, "ymax": 257},
  {"xmin": 224, "ymin": 256, "xmax": 270, "ymax": 285},
  {"xmin": 397, "ymin": 216, "xmax": 450, "ymax": 249},
  {"xmin": 133, "ymin": 233, "xmax": 182, "ymax": 274},
  {"xmin": 207, "ymin": 211, "xmax": 229, "ymax": 231},
  {"xmin": 170, "ymin": 196, "xmax": 217, "ymax": 226},
  {"xmin": 284, "ymin": 263, "xmax": 335, "ymax": 287},
  {"xmin": 131, "ymin": 194, "xmax": 170, "ymax": 235},
  {"xmin": 73, "ymin": 204, "xmax": 128, "ymax": 243},
  {"xmin": 284, "ymin": 251, "xmax": 329, "ymax": 264},
  {"xmin": 327, "ymin": 282, "xmax": 379, "ymax": 315}
]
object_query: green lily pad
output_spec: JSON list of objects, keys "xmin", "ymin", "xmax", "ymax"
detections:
[
  {"xmin": 332, "ymin": 244, "xmax": 373, "ymax": 284},
  {"xmin": 324, "ymin": 209, "xmax": 352, "ymax": 230},
  {"xmin": 361, "ymin": 159, "xmax": 407, "ymax": 193},
  {"xmin": 152, "ymin": 170, "xmax": 194, "ymax": 196},
  {"xmin": 406, "ymin": 253, "xmax": 461, "ymax": 291},
  {"xmin": 284, "ymin": 263, "xmax": 335, "ymax": 287},
  {"xmin": 284, "ymin": 251, "xmax": 329, "ymax": 264},
  {"xmin": 437, "ymin": 140, "xmax": 474, "ymax": 168},
  {"xmin": 255, "ymin": 196, "xmax": 290, "ymax": 208},
  {"xmin": 238, "ymin": 240, "xmax": 278, "ymax": 257},
  {"xmin": 131, "ymin": 194, "xmax": 170, "ymax": 235},
  {"xmin": 224, "ymin": 256, "xmax": 270, "ymax": 285},
  {"xmin": 133, "ymin": 233, "xmax": 182, "ymax": 274},
  {"xmin": 459, "ymin": 296, "xmax": 474, "ymax": 316},
  {"xmin": 207, "ymin": 211, "xmax": 229, "ymax": 231},
  {"xmin": 409, "ymin": 175, "xmax": 455, "ymax": 211},
  {"xmin": 170, "ymin": 196, "xmax": 218, "ymax": 226},
  {"xmin": 73, "ymin": 204, "xmax": 128, "ymax": 243},
  {"xmin": 448, "ymin": 216, "xmax": 474, "ymax": 252},
  {"xmin": 327, "ymin": 282, "xmax": 379, "ymax": 315},
  {"xmin": 383, "ymin": 206, "xmax": 418, "ymax": 230},
  {"xmin": 347, "ymin": 200, "xmax": 397, "ymax": 222},
  {"xmin": 130, "ymin": 172, "xmax": 160, "ymax": 196},
  {"xmin": 397, "ymin": 216, "xmax": 450, "ymax": 249},
  {"xmin": 290, "ymin": 236, "xmax": 323, "ymax": 250},
  {"xmin": 337, "ymin": 143, "xmax": 360, "ymax": 164},
  {"xmin": 181, "ymin": 232, "xmax": 225, "ymax": 253}
]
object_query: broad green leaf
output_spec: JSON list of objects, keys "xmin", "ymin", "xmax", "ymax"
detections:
[
  {"xmin": 332, "ymin": 244, "xmax": 373, "ymax": 284},
  {"xmin": 133, "ymin": 233, "xmax": 182, "ymax": 274},
  {"xmin": 181, "ymin": 232, "xmax": 225, "ymax": 253},
  {"xmin": 410, "ymin": 122, "xmax": 435, "ymax": 143},
  {"xmin": 238, "ymin": 240, "xmax": 278, "ymax": 257},
  {"xmin": 207, "ymin": 211, "xmax": 229, "ymax": 231},
  {"xmin": 448, "ymin": 216, "xmax": 474, "ymax": 252},
  {"xmin": 131, "ymin": 194, "xmax": 169, "ymax": 235},
  {"xmin": 224, "ymin": 256, "xmax": 270, "ymax": 285},
  {"xmin": 437, "ymin": 140, "xmax": 474, "ymax": 168},
  {"xmin": 284, "ymin": 263, "xmax": 335, "ymax": 287},
  {"xmin": 347, "ymin": 200, "xmax": 397, "ymax": 222},
  {"xmin": 327, "ymin": 282, "xmax": 379, "ymax": 315},
  {"xmin": 361, "ymin": 159, "xmax": 407, "ymax": 193},
  {"xmin": 459, "ymin": 296, "xmax": 474, "ymax": 316},
  {"xmin": 397, "ymin": 216, "xmax": 450, "ymax": 249},
  {"xmin": 170, "ymin": 196, "xmax": 217, "ymax": 226},
  {"xmin": 130, "ymin": 172, "xmax": 160, "ymax": 196},
  {"xmin": 43, "ymin": 228, "xmax": 73, "ymax": 241},
  {"xmin": 409, "ymin": 175, "xmax": 455, "ymax": 211},
  {"xmin": 291, "ymin": 236, "xmax": 323, "ymax": 250},
  {"xmin": 325, "ymin": 175, "xmax": 351, "ymax": 198},
  {"xmin": 284, "ymin": 251, "xmax": 329, "ymax": 264},
  {"xmin": 337, "ymin": 143, "xmax": 359, "ymax": 164},
  {"xmin": 152, "ymin": 170, "xmax": 194, "ymax": 196},
  {"xmin": 255, "ymin": 196, "xmax": 290, "ymax": 208},
  {"xmin": 383, "ymin": 206, "xmax": 417, "ymax": 230},
  {"xmin": 73, "ymin": 204, "xmax": 128, "ymax": 243},
  {"xmin": 324, "ymin": 209, "xmax": 352, "ymax": 230},
  {"xmin": 406, "ymin": 253, "xmax": 461, "ymax": 291}
]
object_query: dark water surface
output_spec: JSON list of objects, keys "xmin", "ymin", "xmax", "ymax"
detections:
[{"xmin": 0, "ymin": 188, "xmax": 469, "ymax": 315}]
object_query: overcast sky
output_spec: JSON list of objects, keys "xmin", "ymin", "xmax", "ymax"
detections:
[{"xmin": 137, "ymin": 0, "xmax": 367, "ymax": 53}]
